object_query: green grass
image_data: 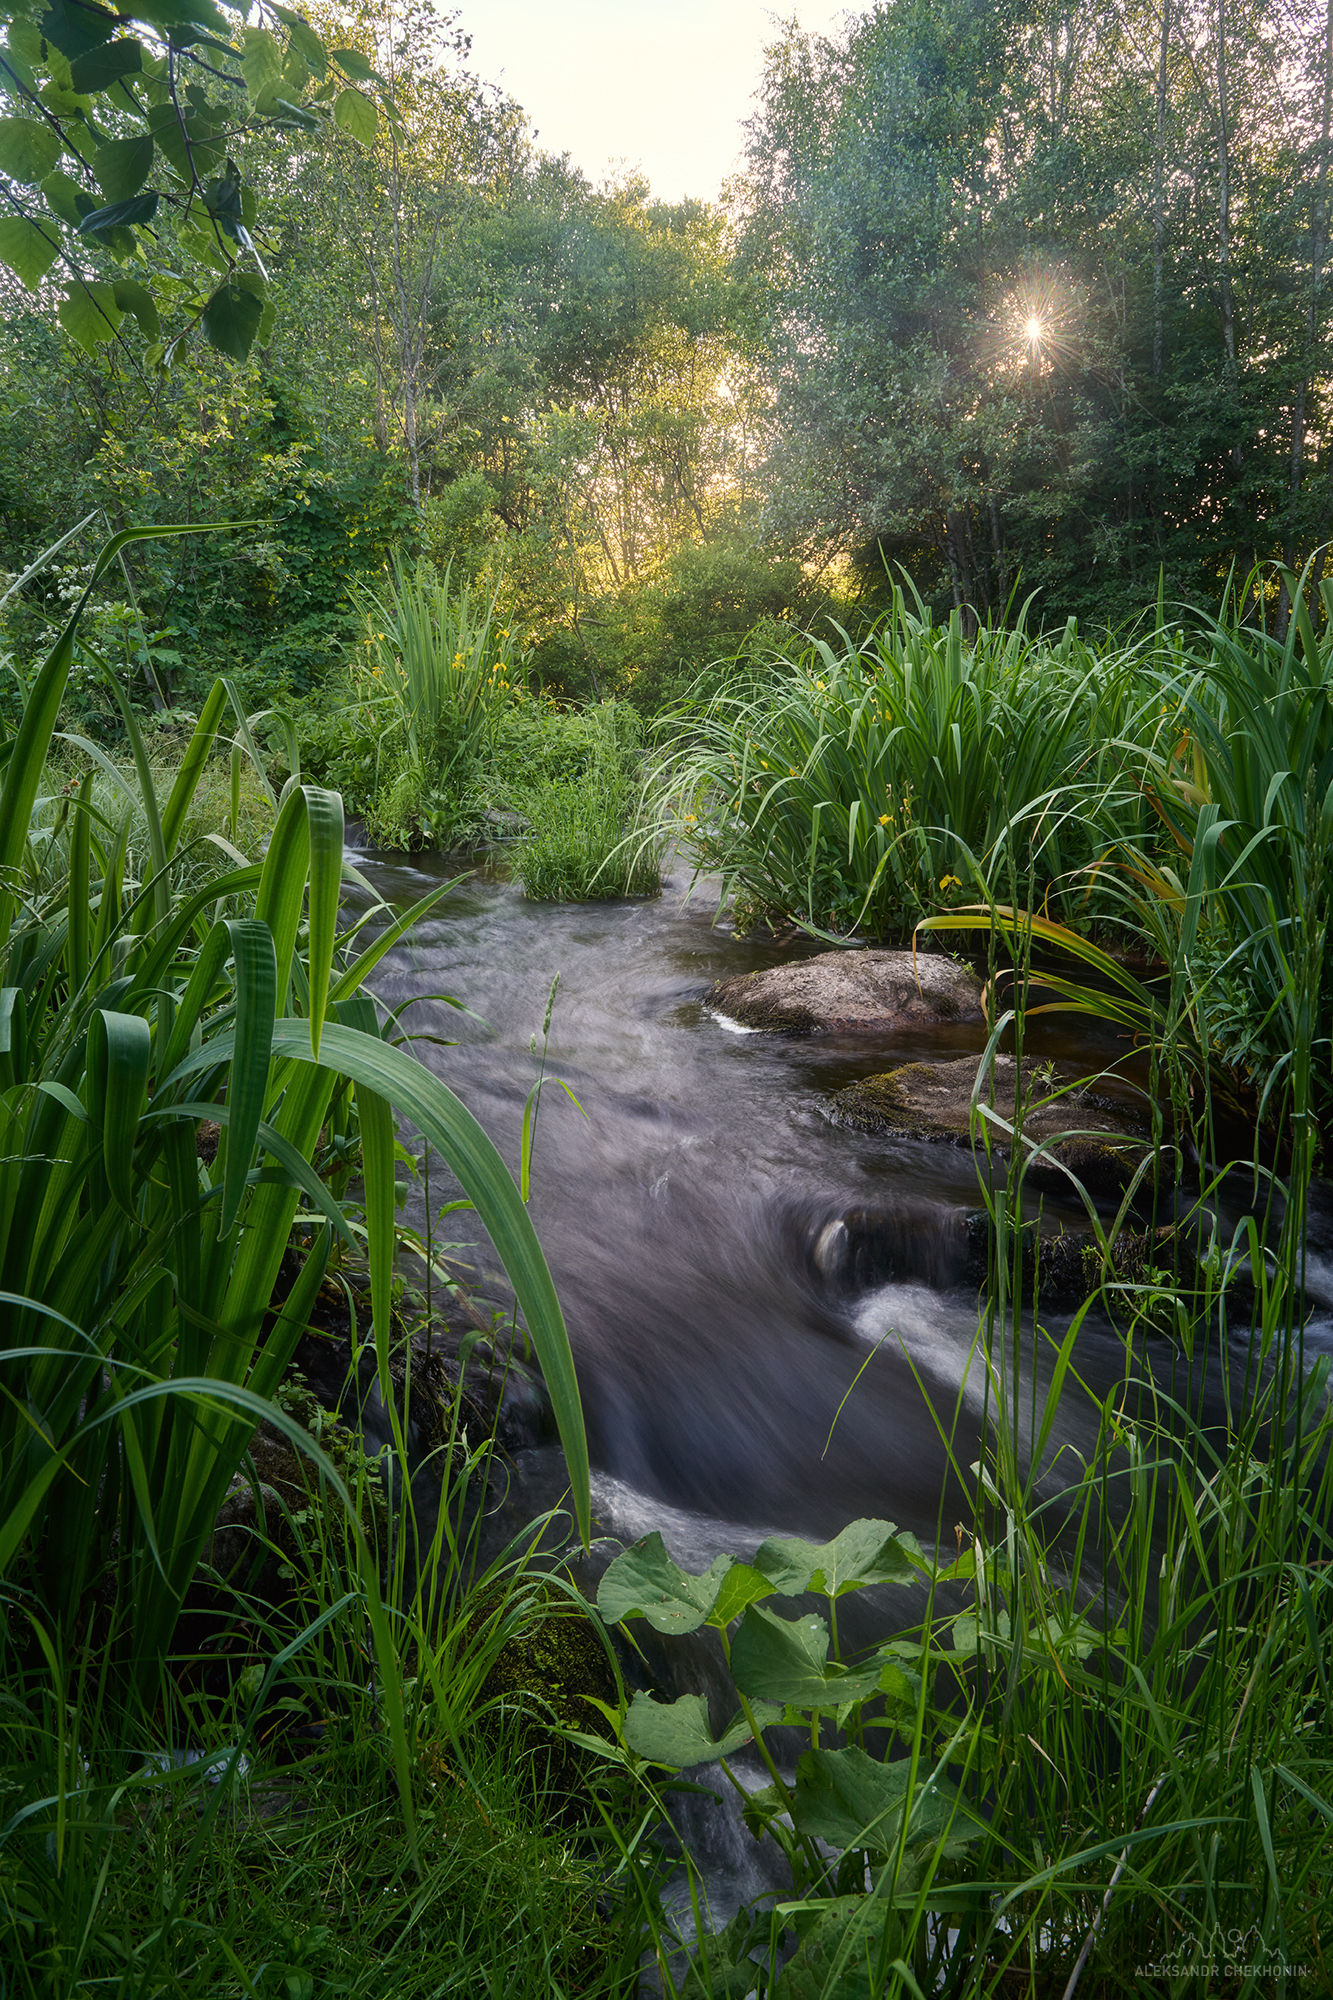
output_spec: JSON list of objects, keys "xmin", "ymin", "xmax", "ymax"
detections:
[{"xmin": 512, "ymin": 701, "xmax": 664, "ymax": 901}]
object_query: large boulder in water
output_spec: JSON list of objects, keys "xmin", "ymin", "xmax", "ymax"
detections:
[
  {"xmin": 831, "ymin": 1054, "xmax": 1156, "ymax": 1197},
  {"xmin": 706, "ymin": 950, "xmax": 985, "ymax": 1034}
]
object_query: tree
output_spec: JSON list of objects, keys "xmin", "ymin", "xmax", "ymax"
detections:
[{"xmin": 735, "ymin": 0, "xmax": 1333, "ymax": 628}]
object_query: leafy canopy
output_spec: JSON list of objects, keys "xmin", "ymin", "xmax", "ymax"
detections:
[{"xmin": 0, "ymin": 0, "xmax": 387, "ymax": 364}]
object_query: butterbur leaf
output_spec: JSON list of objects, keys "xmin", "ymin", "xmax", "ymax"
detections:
[
  {"xmin": 754, "ymin": 1519, "xmax": 922, "ymax": 1599},
  {"xmin": 94, "ymin": 135, "xmax": 155, "ymax": 201},
  {"xmin": 709, "ymin": 1560, "xmax": 774, "ymax": 1628},
  {"xmin": 622, "ymin": 1691, "xmax": 780, "ymax": 1768},
  {"xmin": 598, "ymin": 1532, "xmax": 733, "ymax": 1634},
  {"xmin": 79, "ymin": 192, "xmax": 159, "ymax": 234},
  {"xmin": 0, "ymin": 215, "xmax": 59, "ymax": 289},
  {"xmin": 770, "ymin": 1897, "xmax": 898, "ymax": 2000},
  {"xmin": 792, "ymin": 1746, "xmax": 985, "ymax": 1858},
  {"xmin": 58, "ymin": 281, "xmax": 123, "ymax": 352},
  {"xmin": 0, "ymin": 117, "xmax": 61, "ymax": 183},
  {"xmin": 201, "ymin": 281, "xmax": 263, "ymax": 362},
  {"xmin": 333, "ymin": 87, "xmax": 376, "ymax": 144},
  {"xmin": 680, "ymin": 1907, "xmax": 774, "ymax": 1998},
  {"xmin": 730, "ymin": 1603, "xmax": 882, "ymax": 1708}
]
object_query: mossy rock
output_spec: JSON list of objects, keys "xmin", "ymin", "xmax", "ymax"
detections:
[
  {"xmin": 707, "ymin": 949, "xmax": 985, "ymax": 1034},
  {"xmin": 832, "ymin": 1054, "xmax": 1156, "ymax": 1198}
]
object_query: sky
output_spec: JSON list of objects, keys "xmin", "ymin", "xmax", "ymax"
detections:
[{"xmin": 452, "ymin": 0, "xmax": 860, "ymax": 205}]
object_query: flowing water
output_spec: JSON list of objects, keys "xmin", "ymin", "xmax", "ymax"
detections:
[
  {"xmin": 348, "ymin": 843, "xmax": 1333, "ymax": 1936},
  {"xmin": 350, "ymin": 844, "xmax": 1333, "ymax": 1562}
]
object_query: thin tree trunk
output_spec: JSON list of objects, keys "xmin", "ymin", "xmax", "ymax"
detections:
[
  {"xmin": 1284, "ymin": 0, "xmax": 1332, "ymax": 585},
  {"xmin": 1216, "ymin": 0, "xmax": 1237, "ymax": 379},
  {"xmin": 1153, "ymin": 0, "xmax": 1172, "ymax": 379}
]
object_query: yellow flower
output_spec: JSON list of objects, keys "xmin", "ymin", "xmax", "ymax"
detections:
[
  {"xmin": 939, "ymin": 874, "xmax": 961, "ymax": 892},
  {"xmin": 789, "ymin": 766, "xmax": 798, "ymax": 776},
  {"xmin": 878, "ymin": 813, "xmax": 889, "ymax": 826}
]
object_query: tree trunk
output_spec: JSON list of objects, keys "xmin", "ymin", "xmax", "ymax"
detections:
[
  {"xmin": 1153, "ymin": 0, "xmax": 1172, "ymax": 380},
  {"xmin": 1283, "ymin": 0, "xmax": 1332, "ymax": 595},
  {"xmin": 1216, "ymin": 0, "xmax": 1237, "ymax": 378}
]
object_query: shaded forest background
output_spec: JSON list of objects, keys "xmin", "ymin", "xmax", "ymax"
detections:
[{"xmin": 2, "ymin": 0, "xmax": 1329, "ymax": 721}]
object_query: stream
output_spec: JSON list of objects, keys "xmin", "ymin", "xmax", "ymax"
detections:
[{"xmin": 347, "ymin": 841, "xmax": 1333, "ymax": 1933}]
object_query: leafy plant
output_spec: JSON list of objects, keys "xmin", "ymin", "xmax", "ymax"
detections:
[
  {"xmin": 352, "ymin": 555, "xmax": 525, "ymax": 847},
  {"xmin": 513, "ymin": 702, "xmax": 663, "ymax": 901},
  {"xmin": 0, "ymin": 523, "xmax": 589, "ymax": 1737},
  {"xmin": 662, "ymin": 587, "xmax": 1144, "ymax": 939}
]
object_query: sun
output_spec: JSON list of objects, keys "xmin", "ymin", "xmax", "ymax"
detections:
[{"xmin": 1024, "ymin": 315, "xmax": 1043, "ymax": 341}]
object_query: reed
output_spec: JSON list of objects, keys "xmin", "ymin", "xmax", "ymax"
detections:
[{"xmin": 659, "ymin": 587, "xmax": 1149, "ymax": 939}]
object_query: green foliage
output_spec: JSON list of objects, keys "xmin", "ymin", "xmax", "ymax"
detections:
[
  {"xmin": 664, "ymin": 587, "xmax": 1143, "ymax": 938},
  {"xmin": 0, "ymin": 523, "xmax": 589, "ymax": 1734},
  {"xmin": 0, "ymin": 0, "xmax": 390, "ymax": 368},
  {"xmin": 512, "ymin": 703, "xmax": 663, "ymax": 902},
  {"xmin": 737, "ymin": 0, "xmax": 1333, "ymax": 626},
  {"xmin": 0, "ymin": 1345, "xmax": 634, "ymax": 1998}
]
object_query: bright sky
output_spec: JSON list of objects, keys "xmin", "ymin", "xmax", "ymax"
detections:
[{"xmin": 453, "ymin": 0, "xmax": 861, "ymax": 205}]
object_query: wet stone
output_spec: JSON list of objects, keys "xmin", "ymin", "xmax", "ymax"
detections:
[
  {"xmin": 830, "ymin": 1054, "xmax": 1156, "ymax": 1198},
  {"xmin": 706, "ymin": 949, "xmax": 985, "ymax": 1034}
]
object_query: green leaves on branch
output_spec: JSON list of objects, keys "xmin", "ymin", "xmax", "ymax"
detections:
[{"xmin": 0, "ymin": 1, "xmax": 392, "ymax": 361}]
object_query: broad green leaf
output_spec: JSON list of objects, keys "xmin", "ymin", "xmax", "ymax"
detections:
[
  {"xmin": 79, "ymin": 192, "xmax": 158, "ymax": 234},
  {"xmin": 770, "ymin": 1897, "xmax": 898, "ymax": 2000},
  {"xmin": 754, "ymin": 1519, "xmax": 922, "ymax": 1599},
  {"xmin": 40, "ymin": 169, "xmax": 93, "ymax": 228},
  {"xmin": 334, "ymin": 87, "xmax": 377, "ymax": 144},
  {"xmin": 792, "ymin": 1746, "xmax": 984, "ymax": 1856},
  {"xmin": 597, "ymin": 1533, "xmax": 734, "ymax": 1633},
  {"xmin": 0, "ymin": 215, "xmax": 59, "ymax": 290},
  {"xmin": 680, "ymin": 1909, "xmax": 772, "ymax": 2000},
  {"xmin": 94, "ymin": 134, "xmax": 154, "ymax": 201},
  {"xmin": 0, "ymin": 117, "xmax": 61, "ymax": 183},
  {"xmin": 69, "ymin": 37, "xmax": 144, "ymax": 91},
  {"xmin": 38, "ymin": 0, "xmax": 117, "ymax": 61},
  {"xmin": 219, "ymin": 919, "xmax": 277, "ymax": 1236},
  {"xmin": 241, "ymin": 26, "xmax": 283, "ymax": 100},
  {"xmin": 147, "ymin": 101, "xmax": 223, "ymax": 178},
  {"xmin": 201, "ymin": 281, "xmax": 263, "ymax": 363},
  {"xmin": 124, "ymin": 0, "xmax": 232, "ymax": 36},
  {"xmin": 330, "ymin": 45, "xmax": 374, "ymax": 80},
  {"xmin": 112, "ymin": 278, "xmax": 160, "ymax": 341},
  {"xmin": 273, "ymin": 8, "xmax": 327, "ymax": 78},
  {"xmin": 730, "ymin": 1604, "xmax": 882, "ymax": 1708},
  {"xmin": 622, "ymin": 1691, "xmax": 780, "ymax": 1768},
  {"xmin": 57, "ymin": 282, "xmax": 123, "ymax": 352},
  {"xmin": 709, "ymin": 1560, "xmax": 775, "ymax": 1628}
]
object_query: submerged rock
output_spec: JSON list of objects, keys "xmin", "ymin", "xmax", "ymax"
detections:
[
  {"xmin": 831, "ymin": 1054, "xmax": 1156, "ymax": 1198},
  {"xmin": 706, "ymin": 949, "xmax": 985, "ymax": 1034}
]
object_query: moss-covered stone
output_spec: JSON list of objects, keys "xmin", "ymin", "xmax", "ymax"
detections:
[{"xmin": 832, "ymin": 1054, "xmax": 1156, "ymax": 1197}]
